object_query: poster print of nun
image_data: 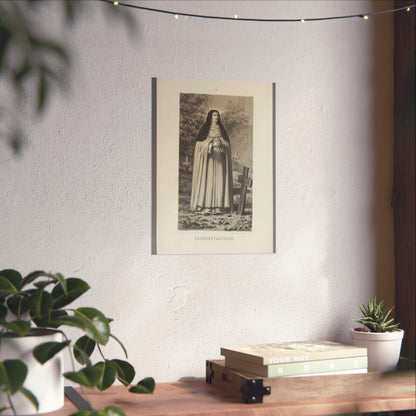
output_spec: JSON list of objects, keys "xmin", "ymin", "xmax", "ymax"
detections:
[
  {"xmin": 178, "ymin": 93, "xmax": 254, "ymax": 232},
  {"xmin": 155, "ymin": 77, "xmax": 274, "ymax": 254},
  {"xmin": 190, "ymin": 110, "xmax": 233, "ymax": 215}
]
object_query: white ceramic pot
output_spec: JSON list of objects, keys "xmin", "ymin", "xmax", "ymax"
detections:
[
  {"xmin": 0, "ymin": 329, "xmax": 64, "ymax": 415},
  {"xmin": 350, "ymin": 328, "xmax": 404, "ymax": 372}
]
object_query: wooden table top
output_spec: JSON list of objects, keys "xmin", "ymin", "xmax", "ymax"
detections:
[{"xmin": 50, "ymin": 370, "xmax": 416, "ymax": 416}]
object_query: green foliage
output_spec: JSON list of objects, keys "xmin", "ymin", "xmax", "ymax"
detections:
[
  {"xmin": 353, "ymin": 296, "xmax": 400, "ymax": 333},
  {"xmin": 70, "ymin": 405, "xmax": 127, "ymax": 416},
  {"xmin": 0, "ymin": 269, "xmax": 155, "ymax": 415},
  {"xmin": 0, "ymin": 0, "xmax": 135, "ymax": 154},
  {"xmin": 0, "ymin": 359, "xmax": 28, "ymax": 395},
  {"xmin": 33, "ymin": 340, "xmax": 71, "ymax": 364},
  {"xmin": 74, "ymin": 335, "xmax": 96, "ymax": 365},
  {"xmin": 110, "ymin": 359, "xmax": 135, "ymax": 386},
  {"xmin": 129, "ymin": 377, "xmax": 156, "ymax": 394}
]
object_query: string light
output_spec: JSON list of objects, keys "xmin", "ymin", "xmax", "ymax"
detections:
[{"xmin": 100, "ymin": 0, "xmax": 415, "ymax": 23}]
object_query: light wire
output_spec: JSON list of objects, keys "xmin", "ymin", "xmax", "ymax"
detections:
[{"xmin": 100, "ymin": 1, "xmax": 415, "ymax": 23}]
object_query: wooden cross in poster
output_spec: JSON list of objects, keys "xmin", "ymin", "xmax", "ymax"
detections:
[
  {"xmin": 182, "ymin": 156, "xmax": 191, "ymax": 171},
  {"xmin": 237, "ymin": 166, "xmax": 252, "ymax": 215}
]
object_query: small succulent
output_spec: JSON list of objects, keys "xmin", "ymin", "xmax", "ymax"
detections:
[{"xmin": 353, "ymin": 296, "xmax": 400, "ymax": 333}]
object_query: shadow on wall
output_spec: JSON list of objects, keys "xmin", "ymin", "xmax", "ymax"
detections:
[
  {"xmin": 322, "ymin": 2, "xmax": 396, "ymax": 345},
  {"xmin": 371, "ymin": 5, "xmax": 395, "ymax": 308}
]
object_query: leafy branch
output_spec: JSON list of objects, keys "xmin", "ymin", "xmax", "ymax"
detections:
[
  {"xmin": 0, "ymin": 0, "xmax": 135, "ymax": 155},
  {"xmin": 0, "ymin": 269, "xmax": 154, "ymax": 416}
]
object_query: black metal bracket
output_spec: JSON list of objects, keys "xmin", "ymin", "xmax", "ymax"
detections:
[
  {"xmin": 206, "ymin": 360, "xmax": 214, "ymax": 384},
  {"xmin": 240, "ymin": 378, "xmax": 271, "ymax": 403},
  {"xmin": 64, "ymin": 386, "xmax": 93, "ymax": 411}
]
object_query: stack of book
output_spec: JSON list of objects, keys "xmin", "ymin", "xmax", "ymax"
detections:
[{"xmin": 220, "ymin": 340, "xmax": 368, "ymax": 378}]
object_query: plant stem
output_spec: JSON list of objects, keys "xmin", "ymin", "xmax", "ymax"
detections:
[
  {"xmin": 17, "ymin": 296, "xmax": 22, "ymax": 320},
  {"xmin": 7, "ymin": 393, "xmax": 17, "ymax": 416},
  {"xmin": 61, "ymin": 332, "xmax": 94, "ymax": 411},
  {"xmin": 97, "ymin": 343, "xmax": 106, "ymax": 361}
]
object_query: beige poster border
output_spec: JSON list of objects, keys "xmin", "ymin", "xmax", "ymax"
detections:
[{"xmin": 154, "ymin": 77, "xmax": 275, "ymax": 254}]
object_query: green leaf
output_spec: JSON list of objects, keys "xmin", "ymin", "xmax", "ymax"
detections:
[
  {"xmin": 69, "ymin": 407, "xmax": 127, "ymax": 416},
  {"xmin": 64, "ymin": 366, "xmax": 102, "ymax": 389},
  {"xmin": 0, "ymin": 359, "xmax": 27, "ymax": 395},
  {"xmin": 383, "ymin": 306, "xmax": 394, "ymax": 321},
  {"xmin": 110, "ymin": 359, "xmax": 135, "ymax": 386},
  {"xmin": 54, "ymin": 309, "xmax": 109, "ymax": 346},
  {"xmin": 68, "ymin": 412, "xmax": 91, "ymax": 416},
  {"xmin": 0, "ymin": 270, "xmax": 22, "ymax": 291},
  {"xmin": 51, "ymin": 278, "xmax": 90, "ymax": 308},
  {"xmin": 94, "ymin": 361, "xmax": 117, "ymax": 391},
  {"xmin": 33, "ymin": 280, "xmax": 55, "ymax": 290},
  {"xmin": 47, "ymin": 310, "xmax": 69, "ymax": 328},
  {"xmin": 22, "ymin": 270, "xmax": 50, "ymax": 287},
  {"xmin": 0, "ymin": 276, "xmax": 19, "ymax": 296},
  {"xmin": 23, "ymin": 271, "xmax": 68, "ymax": 295},
  {"xmin": 19, "ymin": 386, "xmax": 39, "ymax": 411},
  {"xmin": 0, "ymin": 304, "xmax": 7, "ymax": 321},
  {"xmin": 73, "ymin": 349, "xmax": 92, "ymax": 368},
  {"xmin": 74, "ymin": 308, "xmax": 110, "ymax": 345},
  {"xmin": 97, "ymin": 406, "xmax": 127, "ymax": 416},
  {"xmin": 29, "ymin": 289, "xmax": 53, "ymax": 317},
  {"xmin": 0, "ymin": 319, "xmax": 31, "ymax": 336},
  {"xmin": 52, "ymin": 315, "xmax": 90, "ymax": 333},
  {"xmin": 33, "ymin": 340, "xmax": 70, "ymax": 364},
  {"xmin": 52, "ymin": 273, "xmax": 67, "ymax": 294},
  {"xmin": 128, "ymin": 377, "xmax": 155, "ymax": 394},
  {"xmin": 355, "ymin": 296, "xmax": 400, "ymax": 332},
  {"xmin": 7, "ymin": 295, "xmax": 30, "ymax": 318},
  {"xmin": 29, "ymin": 290, "xmax": 53, "ymax": 326},
  {"xmin": 74, "ymin": 335, "xmax": 96, "ymax": 365}
]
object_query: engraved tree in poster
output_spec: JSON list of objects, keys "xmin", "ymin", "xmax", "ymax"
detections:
[{"xmin": 178, "ymin": 93, "xmax": 253, "ymax": 231}]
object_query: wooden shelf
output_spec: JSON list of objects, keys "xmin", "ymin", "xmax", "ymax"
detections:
[{"xmin": 50, "ymin": 367, "xmax": 415, "ymax": 416}]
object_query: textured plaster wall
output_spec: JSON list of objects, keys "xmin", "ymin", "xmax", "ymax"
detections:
[{"xmin": 0, "ymin": 1, "xmax": 394, "ymax": 382}]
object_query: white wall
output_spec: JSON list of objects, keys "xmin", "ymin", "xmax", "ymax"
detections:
[{"xmin": 0, "ymin": 1, "xmax": 394, "ymax": 383}]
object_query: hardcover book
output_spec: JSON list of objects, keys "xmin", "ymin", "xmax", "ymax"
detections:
[
  {"xmin": 220, "ymin": 341, "xmax": 368, "ymax": 366},
  {"xmin": 286, "ymin": 368, "xmax": 368, "ymax": 377},
  {"xmin": 224, "ymin": 355, "xmax": 368, "ymax": 377}
]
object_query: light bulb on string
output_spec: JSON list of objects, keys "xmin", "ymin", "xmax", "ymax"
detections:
[{"xmin": 100, "ymin": 1, "xmax": 416, "ymax": 24}]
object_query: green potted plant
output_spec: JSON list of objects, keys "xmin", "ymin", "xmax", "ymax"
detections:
[
  {"xmin": 351, "ymin": 296, "xmax": 404, "ymax": 372},
  {"xmin": 0, "ymin": 269, "xmax": 155, "ymax": 416}
]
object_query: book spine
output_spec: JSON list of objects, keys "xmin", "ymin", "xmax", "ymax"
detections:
[
  {"xmin": 285, "ymin": 368, "xmax": 368, "ymax": 377},
  {"xmin": 267, "ymin": 356, "xmax": 368, "ymax": 377},
  {"xmin": 221, "ymin": 346, "xmax": 368, "ymax": 365},
  {"xmin": 225, "ymin": 356, "xmax": 368, "ymax": 377}
]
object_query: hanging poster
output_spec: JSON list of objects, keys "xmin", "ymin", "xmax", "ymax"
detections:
[{"xmin": 152, "ymin": 77, "xmax": 275, "ymax": 254}]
